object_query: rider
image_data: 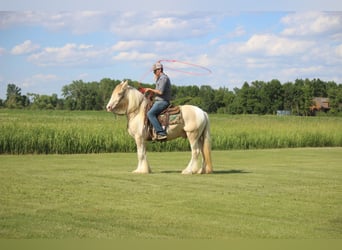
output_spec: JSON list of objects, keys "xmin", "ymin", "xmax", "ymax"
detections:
[{"xmin": 145, "ymin": 62, "xmax": 171, "ymax": 141}]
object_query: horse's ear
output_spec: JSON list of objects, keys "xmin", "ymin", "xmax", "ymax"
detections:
[{"xmin": 122, "ymin": 80, "xmax": 128, "ymax": 89}]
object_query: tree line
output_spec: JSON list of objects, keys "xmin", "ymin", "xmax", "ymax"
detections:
[{"xmin": 1, "ymin": 78, "xmax": 342, "ymax": 115}]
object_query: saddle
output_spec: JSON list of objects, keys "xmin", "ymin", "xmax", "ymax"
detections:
[
  {"xmin": 158, "ymin": 105, "xmax": 182, "ymax": 127},
  {"xmin": 144, "ymin": 103, "xmax": 183, "ymax": 139}
]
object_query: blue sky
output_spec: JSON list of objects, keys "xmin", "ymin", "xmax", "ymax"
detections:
[{"xmin": 1, "ymin": 1, "xmax": 342, "ymax": 99}]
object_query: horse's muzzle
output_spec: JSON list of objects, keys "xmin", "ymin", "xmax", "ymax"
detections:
[{"xmin": 106, "ymin": 105, "xmax": 113, "ymax": 112}]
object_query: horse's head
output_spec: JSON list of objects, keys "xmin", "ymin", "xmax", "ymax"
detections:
[
  {"xmin": 106, "ymin": 80, "xmax": 145, "ymax": 114},
  {"xmin": 106, "ymin": 80, "xmax": 129, "ymax": 114}
]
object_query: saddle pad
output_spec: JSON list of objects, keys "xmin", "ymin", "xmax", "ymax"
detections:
[{"xmin": 158, "ymin": 113, "xmax": 183, "ymax": 126}]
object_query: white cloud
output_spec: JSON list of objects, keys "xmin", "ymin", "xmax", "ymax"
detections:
[
  {"xmin": 28, "ymin": 43, "xmax": 107, "ymax": 66},
  {"xmin": 32, "ymin": 73, "xmax": 57, "ymax": 80},
  {"xmin": 111, "ymin": 40, "xmax": 146, "ymax": 51},
  {"xmin": 77, "ymin": 73, "xmax": 89, "ymax": 79},
  {"xmin": 2, "ymin": 0, "xmax": 342, "ymax": 12},
  {"xmin": 1, "ymin": 10, "xmax": 342, "ymax": 94},
  {"xmin": 238, "ymin": 34, "xmax": 314, "ymax": 56},
  {"xmin": 24, "ymin": 39, "xmax": 195, "ymax": 68},
  {"xmin": 109, "ymin": 12, "xmax": 216, "ymax": 41},
  {"xmin": 1, "ymin": 11, "xmax": 111, "ymax": 35},
  {"xmin": 79, "ymin": 44, "xmax": 94, "ymax": 49},
  {"xmin": 112, "ymin": 51, "xmax": 156, "ymax": 61},
  {"xmin": 109, "ymin": 40, "xmax": 199, "ymax": 64},
  {"xmin": 281, "ymin": 12, "xmax": 342, "ymax": 37},
  {"xmin": 209, "ymin": 11, "xmax": 342, "ymax": 86},
  {"xmin": 22, "ymin": 74, "xmax": 57, "ymax": 87},
  {"xmin": 1, "ymin": 11, "xmax": 217, "ymax": 39},
  {"xmin": 227, "ymin": 25, "xmax": 246, "ymax": 38},
  {"xmin": 1, "ymin": 11, "xmax": 56, "ymax": 29},
  {"xmin": 281, "ymin": 66, "xmax": 323, "ymax": 76},
  {"xmin": 336, "ymin": 44, "xmax": 342, "ymax": 57},
  {"xmin": 11, "ymin": 40, "xmax": 40, "ymax": 55}
]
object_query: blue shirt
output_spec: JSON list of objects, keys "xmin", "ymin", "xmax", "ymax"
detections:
[{"xmin": 155, "ymin": 73, "xmax": 171, "ymax": 102}]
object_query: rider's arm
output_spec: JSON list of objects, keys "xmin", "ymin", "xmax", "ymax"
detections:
[{"xmin": 145, "ymin": 88, "xmax": 162, "ymax": 95}]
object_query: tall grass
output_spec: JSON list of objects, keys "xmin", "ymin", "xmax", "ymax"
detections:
[
  {"xmin": 0, "ymin": 110, "xmax": 341, "ymax": 154},
  {"xmin": 210, "ymin": 115, "xmax": 342, "ymax": 150}
]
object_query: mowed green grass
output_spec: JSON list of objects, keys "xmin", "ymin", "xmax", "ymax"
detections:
[{"xmin": 1, "ymin": 148, "xmax": 341, "ymax": 239}]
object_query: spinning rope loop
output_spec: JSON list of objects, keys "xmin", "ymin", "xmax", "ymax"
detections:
[
  {"xmin": 138, "ymin": 59, "xmax": 212, "ymax": 92},
  {"xmin": 157, "ymin": 59, "xmax": 212, "ymax": 76}
]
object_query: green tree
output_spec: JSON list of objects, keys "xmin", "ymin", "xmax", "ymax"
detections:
[
  {"xmin": 311, "ymin": 78, "xmax": 327, "ymax": 97},
  {"xmin": 97, "ymin": 78, "xmax": 121, "ymax": 110},
  {"xmin": 214, "ymin": 87, "xmax": 234, "ymax": 114},
  {"xmin": 229, "ymin": 86, "xmax": 245, "ymax": 114},
  {"xmin": 199, "ymin": 85, "xmax": 216, "ymax": 113},
  {"xmin": 265, "ymin": 79, "xmax": 283, "ymax": 114},
  {"xmin": 282, "ymin": 82, "xmax": 296, "ymax": 112},
  {"xmin": 327, "ymin": 82, "xmax": 342, "ymax": 113},
  {"xmin": 62, "ymin": 80, "xmax": 86, "ymax": 110},
  {"xmin": 250, "ymin": 81, "xmax": 266, "ymax": 114},
  {"xmin": 28, "ymin": 93, "xmax": 59, "ymax": 110},
  {"xmin": 5, "ymin": 84, "xmax": 28, "ymax": 108}
]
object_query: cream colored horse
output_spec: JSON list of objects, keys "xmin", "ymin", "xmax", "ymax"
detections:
[{"xmin": 106, "ymin": 80, "xmax": 213, "ymax": 174}]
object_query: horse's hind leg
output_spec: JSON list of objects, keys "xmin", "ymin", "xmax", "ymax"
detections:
[
  {"xmin": 182, "ymin": 132, "xmax": 201, "ymax": 174},
  {"xmin": 197, "ymin": 137, "xmax": 207, "ymax": 174}
]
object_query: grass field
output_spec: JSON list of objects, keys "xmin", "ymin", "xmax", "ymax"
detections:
[
  {"xmin": 0, "ymin": 109, "xmax": 342, "ymax": 154},
  {"xmin": 1, "ymin": 148, "xmax": 341, "ymax": 239}
]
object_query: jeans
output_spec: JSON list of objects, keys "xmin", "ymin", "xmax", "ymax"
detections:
[{"xmin": 147, "ymin": 100, "xmax": 169, "ymax": 135}]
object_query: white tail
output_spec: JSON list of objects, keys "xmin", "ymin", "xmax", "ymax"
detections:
[{"xmin": 201, "ymin": 112, "xmax": 213, "ymax": 173}]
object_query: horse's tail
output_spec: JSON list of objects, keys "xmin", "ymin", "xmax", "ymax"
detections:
[{"xmin": 202, "ymin": 112, "xmax": 213, "ymax": 174}]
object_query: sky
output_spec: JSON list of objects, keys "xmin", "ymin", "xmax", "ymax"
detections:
[{"xmin": 1, "ymin": 1, "xmax": 342, "ymax": 99}]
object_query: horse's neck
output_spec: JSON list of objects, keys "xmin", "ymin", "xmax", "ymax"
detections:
[
  {"xmin": 126, "ymin": 95, "xmax": 148, "ymax": 123},
  {"xmin": 138, "ymin": 97, "xmax": 148, "ymax": 115}
]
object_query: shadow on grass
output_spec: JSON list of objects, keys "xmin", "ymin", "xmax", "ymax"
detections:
[
  {"xmin": 160, "ymin": 169, "xmax": 251, "ymax": 174},
  {"xmin": 213, "ymin": 169, "xmax": 251, "ymax": 174}
]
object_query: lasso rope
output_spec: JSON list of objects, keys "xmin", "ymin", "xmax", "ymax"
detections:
[
  {"xmin": 138, "ymin": 59, "xmax": 212, "ymax": 92},
  {"xmin": 158, "ymin": 59, "xmax": 212, "ymax": 76}
]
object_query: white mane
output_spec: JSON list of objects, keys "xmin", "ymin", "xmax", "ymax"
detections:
[{"xmin": 126, "ymin": 86, "xmax": 145, "ymax": 114}]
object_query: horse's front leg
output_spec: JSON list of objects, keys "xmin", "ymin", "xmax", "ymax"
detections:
[{"xmin": 132, "ymin": 136, "xmax": 151, "ymax": 174}]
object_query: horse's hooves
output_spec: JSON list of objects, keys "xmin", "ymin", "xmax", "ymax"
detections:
[
  {"xmin": 132, "ymin": 170, "xmax": 151, "ymax": 174},
  {"xmin": 206, "ymin": 169, "xmax": 213, "ymax": 174},
  {"xmin": 195, "ymin": 168, "xmax": 213, "ymax": 174}
]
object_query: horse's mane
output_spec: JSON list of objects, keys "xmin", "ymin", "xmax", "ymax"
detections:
[{"xmin": 126, "ymin": 86, "xmax": 146, "ymax": 113}]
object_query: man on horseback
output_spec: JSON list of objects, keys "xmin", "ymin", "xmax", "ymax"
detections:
[{"xmin": 145, "ymin": 62, "xmax": 171, "ymax": 141}]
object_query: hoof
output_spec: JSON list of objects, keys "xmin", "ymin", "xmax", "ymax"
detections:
[
  {"xmin": 181, "ymin": 169, "xmax": 193, "ymax": 175},
  {"xmin": 205, "ymin": 168, "xmax": 213, "ymax": 174},
  {"xmin": 197, "ymin": 168, "xmax": 205, "ymax": 174},
  {"xmin": 196, "ymin": 168, "xmax": 213, "ymax": 174},
  {"xmin": 132, "ymin": 169, "xmax": 151, "ymax": 174}
]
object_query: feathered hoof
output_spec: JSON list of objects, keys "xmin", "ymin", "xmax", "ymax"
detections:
[
  {"xmin": 132, "ymin": 169, "xmax": 151, "ymax": 174},
  {"xmin": 205, "ymin": 167, "xmax": 213, "ymax": 174},
  {"xmin": 181, "ymin": 169, "xmax": 193, "ymax": 175},
  {"xmin": 196, "ymin": 168, "xmax": 203, "ymax": 174},
  {"xmin": 196, "ymin": 168, "xmax": 213, "ymax": 174}
]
